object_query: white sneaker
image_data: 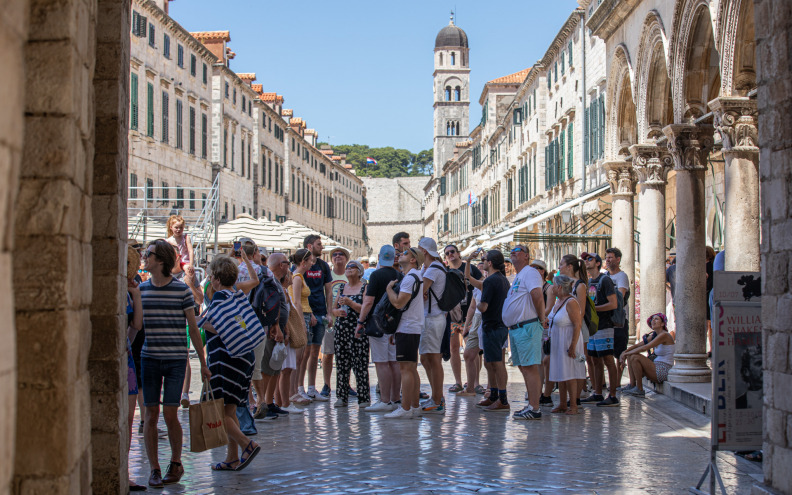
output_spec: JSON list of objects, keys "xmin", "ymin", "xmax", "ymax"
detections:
[
  {"xmin": 299, "ymin": 390, "xmax": 313, "ymax": 402},
  {"xmin": 307, "ymin": 389, "xmax": 329, "ymax": 402},
  {"xmin": 384, "ymin": 407, "xmax": 413, "ymax": 420},
  {"xmin": 411, "ymin": 407, "xmax": 423, "ymax": 418},
  {"xmin": 365, "ymin": 401, "xmax": 391, "ymax": 413},
  {"xmin": 283, "ymin": 404, "xmax": 304, "ymax": 414},
  {"xmin": 334, "ymin": 399, "xmax": 347, "ymax": 408},
  {"xmin": 390, "ymin": 402, "xmax": 400, "ymax": 410},
  {"xmin": 358, "ymin": 401, "xmax": 371, "ymax": 408}
]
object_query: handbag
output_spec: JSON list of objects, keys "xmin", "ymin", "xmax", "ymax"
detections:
[
  {"xmin": 269, "ymin": 342, "xmax": 287, "ymax": 370},
  {"xmin": 198, "ymin": 290, "xmax": 266, "ymax": 357},
  {"xmin": 189, "ymin": 380, "xmax": 228, "ymax": 452},
  {"xmin": 285, "ymin": 292, "xmax": 307, "ymax": 349}
]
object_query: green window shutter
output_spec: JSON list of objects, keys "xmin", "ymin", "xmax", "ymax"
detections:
[
  {"xmin": 568, "ymin": 41, "xmax": 573, "ymax": 66},
  {"xmin": 599, "ymin": 94, "xmax": 605, "ymax": 158},
  {"xmin": 545, "ymin": 147, "xmax": 549, "ymax": 190},
  {"xmin": 547, "ymin": 74, "xmax": 551, "ymax": 90},
  {"xmin": 561, "ymin": 52, "xmax": 565, "ymax": 75},
  {"xmin": 560, "ymin": 130, "xmax": 566, "ymax": 182},
  {"xmin": 567, "ymin": 122, "xmax": 574, "ymax": 178},
  {"xmin": 161, "ymin": 91, "xmax": 168, "ymax": 143},
  {"xmin": 584, "ymin": 106, "xmax": 589, "ymax": 165},
  {"xmin": 146, "ymin": 82, "xmax": 154, "ymax": 137},
  {"xmin": 440, "ymin": 176, "xmax": 447, "ymax": 196},
  {"xmin": 130, "ymin": 73, "xmax": 138, "ymax": 130}
]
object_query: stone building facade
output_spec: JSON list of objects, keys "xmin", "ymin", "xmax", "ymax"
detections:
[
  {"xmin": 363, "ymin": 176, "xmax": 430, "ymax": 253},
  {"xmin": 127, "ymin": 0, "xmax": 366, "ymax": 257}
]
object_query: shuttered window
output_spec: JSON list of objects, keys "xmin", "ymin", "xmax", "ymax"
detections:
[
  {"xmin": 567, "ymin": 122, "xmax": 574, "ymax": 178},
  {"xmin": 161, "ymin": 91, "xmax": 168, "ymax": 143},
  {"xmin": 130, "ymin": 73, "xmax": 138, "ymax": 130},
  {"xmin": 146, "ymin": 83, "xmax": 154, "ymax": 137}
]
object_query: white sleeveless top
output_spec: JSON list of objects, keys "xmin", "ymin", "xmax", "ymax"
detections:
[{"xmin": 654, "ymin": 341, "xmax": 675, "ymax": 366}]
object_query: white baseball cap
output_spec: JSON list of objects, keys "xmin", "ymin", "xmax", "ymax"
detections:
[{"xmin": 418, "ymin": 237, "xmax": 440, "ymax": 259}]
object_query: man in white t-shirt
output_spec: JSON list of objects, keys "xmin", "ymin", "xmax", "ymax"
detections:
[
  {"xmin": 417, "ymin": 237, "xmax": 448, "ymax": 415},
  {"xmin": 384, "ymin": 247, "xmax": 425, "ymax": 420},
  {"xmin": 502, "ymin": 245, "xmax": 547, "ymax": 420}
]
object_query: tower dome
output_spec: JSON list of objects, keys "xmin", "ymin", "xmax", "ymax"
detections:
[{"xmin": 435, "ymin": 17, "xmax": 468, "ymax": 49}]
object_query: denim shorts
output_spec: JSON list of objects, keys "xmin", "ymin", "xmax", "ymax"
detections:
[
  {"xmin": 141, "ymin": 357, "xmax": 188, "ymax": 407},
  {"xmin": 304, "ymin": 314, "xmax": 326, "ymax": 346}
]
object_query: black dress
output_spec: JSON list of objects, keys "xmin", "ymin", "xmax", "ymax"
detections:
[{"xmin": 334, "ymin": 283, "xmax": 370, "ymax": 404}]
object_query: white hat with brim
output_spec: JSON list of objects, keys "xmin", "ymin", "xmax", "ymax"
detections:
[{"xmin": 418, "ymin": 237, "xmax": 441, "ymax": 259}]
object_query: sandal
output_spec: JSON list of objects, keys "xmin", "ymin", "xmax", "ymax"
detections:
[
  {"xmin": 236, "ymin": 441, "xmax": 260, "ymax": 471},
  {"xmin": 212, "ymin": 460, "xmax": 239, "ymax": 471},
  {"xmin": 474, "ymin": 385, "xmax": 485, "ymax": 395},
  {"xmin": 448, "ymin": 384, "xmax": 463, "ymax": 393},
  {"xmin": 551, "ymin": 407, "xmax": 567, "ymax": 414}
]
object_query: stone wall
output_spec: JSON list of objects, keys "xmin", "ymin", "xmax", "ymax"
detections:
[
  {"xmin": 755, "ymin": 1, "xmax": 792, "ymax": 493},
  {"xmin": 364, "ymin": 176, "xmax": 429, "ymax": 250}
]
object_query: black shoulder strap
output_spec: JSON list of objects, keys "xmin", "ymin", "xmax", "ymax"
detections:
[{"xmin": 402, "ymin": 274, "xmax": 421, "ymax": 312}]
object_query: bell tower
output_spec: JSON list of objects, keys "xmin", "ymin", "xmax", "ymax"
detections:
[{"xmin": 433, "ymin": 13, "xmax": 470, "ymax": 178}]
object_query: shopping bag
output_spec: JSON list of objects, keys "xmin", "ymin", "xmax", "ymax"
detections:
[
  {"xmin": 189, "ymin": 380, "xmax": 228, "ymax": 452},
  {"xmin": 269, "ymin": 342, "xmax": 287, "ymax": 370}
]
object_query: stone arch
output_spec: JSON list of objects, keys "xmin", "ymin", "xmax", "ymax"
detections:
[
  {"xmin": 718, "ymin": 0, "xmax": 756, "ymax": 95},
  {"xmin": 606, "ymin": 44, "xmax": 638, "ymax": 158},
  {"xmin": 669, "ymin": 0, "xmax": 722, "ymax": 122},
  {"xmin": 635, "ymin": 10, "xmax": 674, "ymax": 140}
]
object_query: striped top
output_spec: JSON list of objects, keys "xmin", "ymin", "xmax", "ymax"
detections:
[{"xmin": 140, "ymin": 278, "xmax": 195, "ymax": 360}]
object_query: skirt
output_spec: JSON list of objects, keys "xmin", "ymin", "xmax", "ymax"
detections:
[
  {"xmin": 655, "ymin": 361, "xmax": 672, "ymax": 383},
  {"xmin": 207, "ymin": 333, "xmax": 255, "ymax": 406}
]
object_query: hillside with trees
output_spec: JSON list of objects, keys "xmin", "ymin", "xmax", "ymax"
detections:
[{"xmin": 320, "ymin": 144, "xmax": 433, "ymax": 178}]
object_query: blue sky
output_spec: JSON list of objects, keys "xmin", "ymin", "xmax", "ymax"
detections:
[{"xmin": 171, "ymin": 1, "xmax": 581, "ymax": 154}]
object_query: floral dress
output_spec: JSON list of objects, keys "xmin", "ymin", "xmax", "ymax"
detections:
[{"xmin": 334, "ymin": 283, "xmax": 370, "ymax": 404}]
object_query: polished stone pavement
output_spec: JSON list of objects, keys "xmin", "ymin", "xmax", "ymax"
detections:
[{"xmin": 128, "ymin": 358, "xmax": 763, "ymax": 494}]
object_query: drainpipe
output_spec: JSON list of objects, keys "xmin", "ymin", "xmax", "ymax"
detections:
[{"xmin": 580, "ymin": 8, "xmax": 588, "ymax": 193}]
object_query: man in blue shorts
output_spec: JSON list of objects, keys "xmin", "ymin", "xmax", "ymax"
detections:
[{"xmin": 299, "ymin": 234, "xmax": 332, "ymax": 402}]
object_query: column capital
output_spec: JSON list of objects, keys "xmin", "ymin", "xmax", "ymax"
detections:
[
  {"xmin": 708, "ymin": 96, "xmax": 759, "ymax": 155},
  {"xmin": 662, "ymin": 124, "xmax": 714, "ymax": 171},
  {"xmin": 604, "ymin": 160, "xmax": 636, "ymax": 198},
  {"xmin": 629, "ymin": 143, "xmax": 673, "ymax": 187}
]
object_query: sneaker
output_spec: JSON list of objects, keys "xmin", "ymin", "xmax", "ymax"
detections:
[
  {"xmin": 269, "ymin": 403, "xmax": 289, "ymax": 415},
  {"xmin": 307, "ymin": 389, "xmax": 329, "ymax": 402},
  {"xmin": 422, "ymin": 399, "xmax": 445, "ymax": 415},
  {"xmin": 283, "ymin": 404, "xmax": 304, "ymax": 414},
  {"xmin": 253, "ymin": 404, "xmax": 268, "ymax": 419},
  {"xmin": 513, "ymin": 407, "xmax": 542, "ymax": 420},
  {"xmin": 597, "ymin": 396, "xmax": 620, "ymax": 407},
  {"xmin": 180, "ymin": 393, "xmax": 190, "ymax": 409},
  {"xmin": 299, "ymin": 390, "xmax": 313, "ymax": 402},
  {"xmin": 484, "ymin": 400, "xmax": 510, "ymax": 412},
  {"xmin": 624, "ymin": 388, "xmax": 645, "ymax": 398},
  {"xmin": 621, "ymin": 384, "xmax": 636, "ymax": 394},
  {"xmin": 320, "ymin": 384, "xmax": 331, "ymax": 398},
  {"xmin": 539, "ymin": 395, "xmax": 554, "ymax": 408},
  {"xmin": 334, "ymin": 399, "xmax": 348, "ymax": 408},
  {"xmin": 291, "ymin": 394, "xmax": 311, "ymax": 406},
  {"xmin": 581, "ymin": 394, "xmax": 604, "ymax": 405},
  {"xmin": 358, "ymin": 401, "xmax": 371, "ymax": 408},
  {"xmin": 364, "ymin": 400, "xmax": 392, "ymax": 413},
  {"xmin": 262, "ymin": 409, "xmax": 278, "ymax": 420},
  {"xmin": 477, "ymin": 398, "xmax": 495, "ymax": 408},
  {"xmin": 349, "ymin": 387, "xmax": 358, "ymax": 397},
  {"xmin": 384, "ymin": 407, "xmax": 413, "ymax": 419},
  {"xmin": 410, "ymin": 407, "xmax": 423, "ymax": 418}
]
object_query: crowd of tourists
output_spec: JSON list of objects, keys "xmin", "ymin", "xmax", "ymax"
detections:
[{"xmin": 124, "ymin": 215, "xmax": 676, "ymax": 488}]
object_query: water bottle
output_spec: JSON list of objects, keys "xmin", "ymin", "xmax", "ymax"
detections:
[{"xmin": 338, "ymin": 305, "xmax": 350, "ymax": 318}]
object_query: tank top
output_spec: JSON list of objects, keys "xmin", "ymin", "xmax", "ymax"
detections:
[
  {"xmin": 291, "ymin": 272, "xmax": 312, "ymax": 313},
  {"xmin": 654, "ymin": 340, "xmax": 675, "ymax": 366},
  {"xmin": 168, "ymin": 235, "xmax": 190, "ymax": 264}
]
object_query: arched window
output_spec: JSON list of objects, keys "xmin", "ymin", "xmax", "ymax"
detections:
[
  {"xmin": 445, "ymin": 86, "xmax": 451, "ymax": 101},
  {"xmin": 454, "ymin": 86, "xmax": 461, "ymax": 101},
  {"xmin": 439, "ymin": 53, "xmax": 443, "ymax": 66},
  {"xmin": 451, "ymin": 52, "xmax": 456, "ymax": 65}
]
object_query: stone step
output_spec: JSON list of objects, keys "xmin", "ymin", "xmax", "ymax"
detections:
[{"xmin": 645, "ymin": 378, "xmax": 713, "ymax": 416}]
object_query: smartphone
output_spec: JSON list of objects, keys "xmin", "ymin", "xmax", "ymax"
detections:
[
  {"xmin": 233, "ymin": 241, "xmax": 241, "ymax": 257},
  {"xmin": 474, "ymin": 247, "xmax": 484, "ymax": 257}
]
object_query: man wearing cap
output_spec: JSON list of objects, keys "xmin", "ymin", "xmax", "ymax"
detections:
[
  {"xmin": 363, "ymin": 255, "xmax": 377, "ymax": 281},
  {"xmin": 502, "ymin": 245, "xmax": 547, "ymax": 420},
  {"xmin": 318, "ymin": 246, "xmax": 351, "ymax": 399},
  {"xmin": 418, "ymin": 237, "xmax": 449, "ymax": 415},
  {"xmin": 355, "ymin": 246, "xmax": 402, "ymax": 412},
  {"xmin": 581, "ymin": 252, "xmax": 620, "ymax": 407}
]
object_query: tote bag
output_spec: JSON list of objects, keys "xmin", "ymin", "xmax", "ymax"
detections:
[
  {"xmin": 198, "ymin": 290, "xmax": 266, "ymax": 357},
  {"xmin": 189, "ymin": 381, "xmax": 228, "ymax": 452},
  {"xmin": 284, "ymin": 291, "xmax": 307, "ymax": 349}
]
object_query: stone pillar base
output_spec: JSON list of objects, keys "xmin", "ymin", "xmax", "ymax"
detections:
[{"xmin": 667, "ymin": 353, "xmax": 711, "ymax": 383}]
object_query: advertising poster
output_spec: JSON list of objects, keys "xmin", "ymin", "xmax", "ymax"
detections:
[{"xmin": 712, "ymin": 271, "xmax": 762, "ymax": 452}]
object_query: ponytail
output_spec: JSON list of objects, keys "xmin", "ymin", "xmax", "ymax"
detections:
[{"xmin": 561, "ymin": 254, "xmax": 586, "ymax": 286}]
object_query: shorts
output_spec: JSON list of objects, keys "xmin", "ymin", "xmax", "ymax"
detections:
[
  {"xmin": 588, "ymin": 327, "xmax": 615, "ymax": 357},
  {"xmin": 251, "ymin": 335, "xmax": 267, "ymax": 380},
  {"xmin": 258, "ymin": 337, "xmax": 282, "ymax": 377},
  {"xmin": 655, "ymin": 361, "xmax": 672, "ymax": 383},
  {"xmin": 127, "ymin": 351, "xmax": 138, "ymax": 395},
  {"xmin": 613, "ymin": 327, "xmax": 628, "ymax": 359},
  {"xmin": 369, "ymin": 335, "xmax": 397, "ymax": 362},
  {"xmin": 419, "ymin": 313, "xmax": 446, "ymax": 355},
  {"xmin": 465, "ymin": 313, "xmax": 482, "ymax": 349},
  {"xmin": 482, "ymin": 326, "xmax": 508, "ymax": 363},
  {"xmin": 141, "ymin": 357, "xmax": 188, "ymax": 407},
  {"xmin": 396, "ymin": 333, "xmax": 421, "ymax": 362},
  {"xmin": 508, "ymin": 320, "xmax": 544, "ymax": 367},
  {"xmin": 321, "ymin": 327, "xmax": 335, "ymax": 354},
  {"xmin": 282, "ymin": 344, "xmax": 297, "ymax": 370},
  {"xmin": 304, "ymin": 314, "xmax": 326, "ymax": 346}
]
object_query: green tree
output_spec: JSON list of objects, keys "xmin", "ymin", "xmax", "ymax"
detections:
[{"xmin": 317, "ymin": 143, "xmax": 433, "ymax": 178}]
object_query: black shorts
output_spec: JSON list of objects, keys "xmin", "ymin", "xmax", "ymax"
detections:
[
  {"xmin": 482, "ymin": 325, "xmax": 508, "ymax": 363},
  {"xmin": 395, "ymin": 333, "xmax": 421, "ymax": 362},
  {"xmin": 613, "ymin": 327, "xmax": 628, "ymax": 359}
]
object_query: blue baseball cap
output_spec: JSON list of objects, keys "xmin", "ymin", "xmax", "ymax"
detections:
[{"xmin": 378, "ymin": 245, "xmax": 396, "ymax": 267}]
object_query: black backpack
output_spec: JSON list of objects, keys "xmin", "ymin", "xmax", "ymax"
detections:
[
  {"xmin": 249, "ymin": 267, "xmax": 284, "ymax": 328},
  {"xmin": 427, "ymin": 264, "xmax": 467, "ymax": 313},
  {"xmin": 371, "ymin": 273, "xmax": 421, "ymax": 335}
]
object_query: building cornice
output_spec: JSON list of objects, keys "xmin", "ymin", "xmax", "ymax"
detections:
[
  {"xmin": 137, "ymin": 0, "xmax": 218, "ymax": 64},
  {"xmin": 588, "ymin": 0, "xmax": 642, "ymax": 41}
]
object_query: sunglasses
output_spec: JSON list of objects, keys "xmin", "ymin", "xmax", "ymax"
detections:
[
  {"xmin": 332, "ymin": 252, "xmax": 347, "ymax": 257},
  {"xmin": 444, "ymin": 249, "xmax": 457, "ymax": 256},
  {"xmin": 345, "ymin": 264, "xmax": 361, "ymax": 270},
  {"xmin": 142, "ymin": 249, "xmax": 156, "ymax": 259},
  {"xmin": 511, "ymin": 247, "xmax": 527, "ymax": 254}
]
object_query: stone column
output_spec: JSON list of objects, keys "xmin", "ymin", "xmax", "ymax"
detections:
[
  {"xmin": 709, "ymin": 97, "xmax": 760, "ymax": 271},
  {"xmin": 630, "ymin": 143, "xmax": 673, "ymax": 338},
  {"xmin": 662, "ymin": 124, "xmax": 715, "ymax": 383},
  {"xmin": 604, "ymin": 160, "xmax": 637, "ymax": 337}
]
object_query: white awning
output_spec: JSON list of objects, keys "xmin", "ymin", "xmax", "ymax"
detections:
[{"xmin": 488, "ymin": 185, "xmax": 610, "ymax": 244}]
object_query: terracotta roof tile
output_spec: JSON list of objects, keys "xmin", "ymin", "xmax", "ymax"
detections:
[
  {"xmin": 237, "ymin": 73, "xmax": 256, "ymax": 83},
  {"xmin": 190, "ymin": 31, "xmax": 231, "ymax": 42},
  {"xmin": 251, "ymin": 84, "xmax": 263, "ymax": 94},
  {"xmin": 282, "ymin": 109, "xmax": 293, "ymax": 117},
  {"xmin": 488, "ymin": 68, "xmax": 531, "ymax": 85}
]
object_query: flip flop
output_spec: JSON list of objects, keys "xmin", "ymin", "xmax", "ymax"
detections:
[
  {"xmin": 212, "ymin": 460, "xmax": 239, "ymax": 471},
  {"xmin": 236, "ymin": 442, "xmax": 260, "ymax": 471}
]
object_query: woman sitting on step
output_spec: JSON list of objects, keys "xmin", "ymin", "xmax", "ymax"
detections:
[{"xmin": 620, "ymin": 313, "xmax": 675, "ymax": 398}]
